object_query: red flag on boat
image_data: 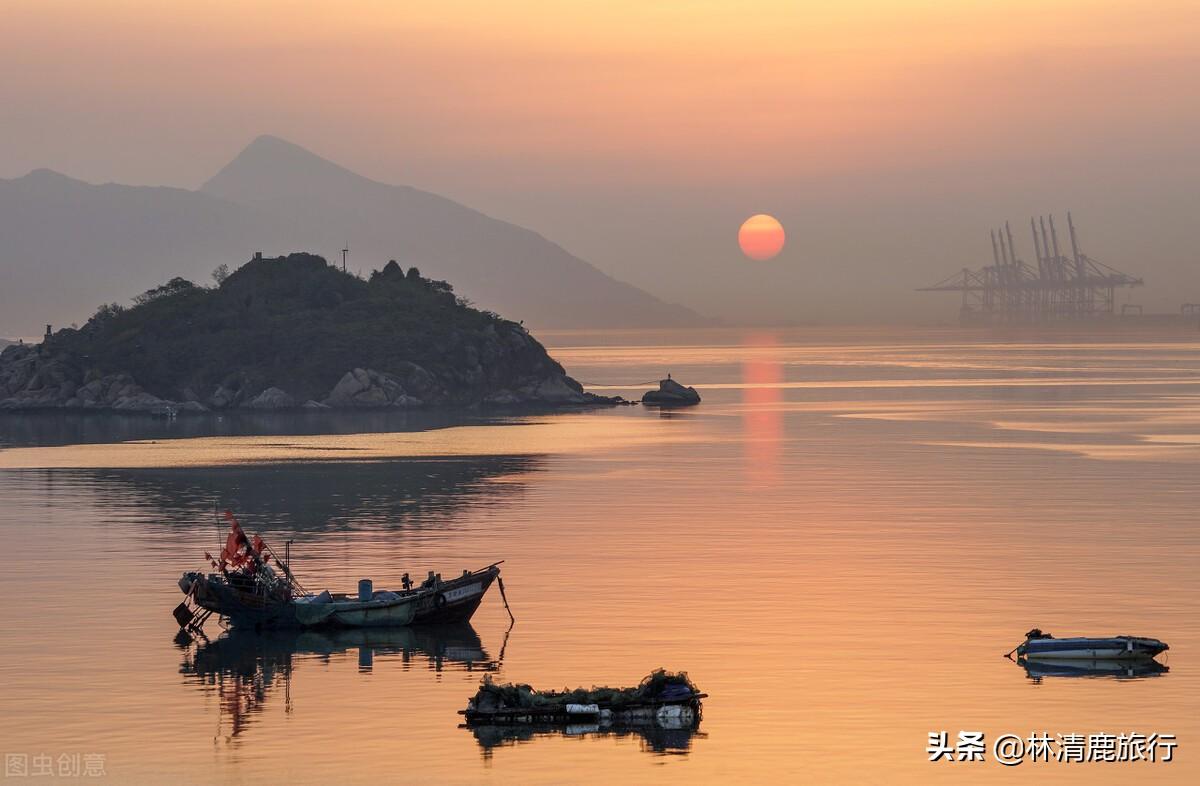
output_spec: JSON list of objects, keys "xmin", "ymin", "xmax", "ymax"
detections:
[
  {"xmin": 219, "ymin": 510, "xmax": 250, "ymax": 567},
  {"xmin": 215, "ymin": 511, "xmax": 270, "ymax": 569},
  {"xmin": 221, "ymin": 530, "xmax": 242, "ymax": 564}
]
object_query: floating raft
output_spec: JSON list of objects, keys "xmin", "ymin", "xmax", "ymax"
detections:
[
  {"xmin": 460, "ymin": 669, "xmax": 705, "ymax": 727},
  {"xmin": 1014, "ymin": 628, "xmax": 1169, "ymax": 661}
]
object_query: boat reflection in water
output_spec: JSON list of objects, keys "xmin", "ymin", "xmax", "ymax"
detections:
[
  {"xmin": 179, "ymin": 623, "xmax": 499, "ymax": 738},
  {"xmin": 1017, "ymin": 656, "xmax": 1169, "ymax": 682},
  {"xmin": 465, "ymin": 721, "xmax": 706, "ymax": 758}
]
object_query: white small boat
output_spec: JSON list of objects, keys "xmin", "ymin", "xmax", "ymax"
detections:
[{"xmin": 1015, "ymin": 628, "xmax": 1168, "ymax": 661}]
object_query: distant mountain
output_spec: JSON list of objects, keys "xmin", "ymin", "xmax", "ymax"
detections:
[
  {"xmin": 0, "ymin": 137, "xmax": 706, "ymax": 336},
  {"xmin": 0, "ymin": 168, "xmax": 293, "ymax": 336},
  {"xmin": 201, "ymin": 136, "xmax": 705, "ymax": 328}
]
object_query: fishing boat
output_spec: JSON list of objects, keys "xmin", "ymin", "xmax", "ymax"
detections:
[
  {"xmin": 460, "ymin": 670, "xmax": 705, "ymax": 728},
  {"xmin": 174, "ymin": 511, "xmax": 511, "ymax": 632},
  {"xmin": 1013, "ymin": 628, "xmax": 1169, "ymax": 661}
]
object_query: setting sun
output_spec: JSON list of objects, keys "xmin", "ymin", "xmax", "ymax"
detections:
[{"xmin": 738, "ymin": 213, "xmax": 786, "ymax": 261}]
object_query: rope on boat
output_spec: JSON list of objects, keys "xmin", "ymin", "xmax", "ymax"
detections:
[
  {"xmin": 576, "ymin": 378, "xmax": 662, "ymax": 388},
  {"xmin": 497, "ymin": 576, "xmax": 516, "ymax": 624},
  {"xmin": 498, "ymin": 623, "xmax": 512, "ymax": 665}
]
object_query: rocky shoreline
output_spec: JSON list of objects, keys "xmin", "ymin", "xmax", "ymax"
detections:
[{"xmin": 0, "ymin": 345, "xmax": 618, "ymax": 414}]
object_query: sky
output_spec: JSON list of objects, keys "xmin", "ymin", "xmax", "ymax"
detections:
[{"xmin": 3, "ymin": 0, "xmax": 1199, "ymax": 324}]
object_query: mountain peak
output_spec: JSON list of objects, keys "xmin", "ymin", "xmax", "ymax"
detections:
[
  {"xmin": 240, "ymin": 134, "xmax": 320, "ymax": 161},
  {"xmin": 201, "ymin": 135, "xmax": 368, "ymax": 201},
  {"xmin": 12, "ymin": 168, "xmax": 80, "ymax": 187}
]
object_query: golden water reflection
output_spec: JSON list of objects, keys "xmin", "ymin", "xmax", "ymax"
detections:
[
  {"xmin": 741, "ymin": 332, "xmax": 783, "ymax": 484},
  {"xmin": 1, "ymin": 330, "xmax": 1198, "ymax": 783}
]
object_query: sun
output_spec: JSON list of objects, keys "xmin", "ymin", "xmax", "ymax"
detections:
[{"xmin": 738, "ymin": 214, "xmax": 786, "ymax": 261}]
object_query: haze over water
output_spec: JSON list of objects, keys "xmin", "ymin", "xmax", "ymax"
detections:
[{"xmin": 0, "ymin": 328, "xmax": 1196, "ymax": 783}]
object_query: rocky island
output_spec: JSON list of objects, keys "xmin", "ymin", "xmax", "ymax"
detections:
[
  {"xmin": 641, "ymin": 376, "xmax": 701, "ymax": 406},
  {"xmin": 0, "ymin": 253, "xmax": 615, "ymax": 414}
]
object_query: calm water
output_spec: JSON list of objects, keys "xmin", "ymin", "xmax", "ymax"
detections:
[{"xmin": 1, "ymin": 328, "xmax": 1197, "ymax": 783}]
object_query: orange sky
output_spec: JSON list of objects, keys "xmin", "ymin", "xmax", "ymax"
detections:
[
  {"xmin": 7, "ymin": 0, "xmax": 1197, "ymax": 187},
  {"xmin": 4, "ymin": 1, "xmax": 1199, "ymax": 323}
]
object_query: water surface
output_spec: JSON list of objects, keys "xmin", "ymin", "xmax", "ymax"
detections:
[{"xmin": 1, "ymin": 328, "xmax": 1196, "ymax": 783}]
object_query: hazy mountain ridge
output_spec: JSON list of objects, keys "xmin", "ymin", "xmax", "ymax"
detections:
[
  {"xmin": 201, "ymin": 136, "xmax": 706, "ymax": 327},
  {"xmin": 0, "ymin": 168, "xmax": 297, "ymax": 337},
  {"xmin": 0, "ymin": 137, "xmax": 706, "ymax": 336}
]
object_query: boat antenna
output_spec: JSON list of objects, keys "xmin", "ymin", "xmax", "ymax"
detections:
[{"xmin": 213, "ymin": 501, "xmax": 224, "ymax": 555}]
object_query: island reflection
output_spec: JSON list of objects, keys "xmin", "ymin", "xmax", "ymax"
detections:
[
  {"xmin": 0, "ymin": 409, "xmax": 509, "ymax": 449},
  {"xmin": 79, "ymin": 454, "xmax": 542, "ymax": 532}
]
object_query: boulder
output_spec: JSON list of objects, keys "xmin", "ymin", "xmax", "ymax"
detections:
[
  {"xmin": 392, "ymin": 362, "xmax": 440, "ymax": 400},
  {"xmin": 374, "ymin": 373, "xmax": 405, "ymax": 402},
  {"xmin": 327, "ymin": 369, "xmax": 369, "ymax": 404},
  {"xmin": 353, "ymin": 385, "xmax": 390, "ymax": 407},
  {"xmin": 533, "ymin": 375, "xmax": 589, "ymax": 404},
  {"xmin": 482, "ymin": 374, "xmax": 588, "ymax": 406},
  {"xmin": 244, "ymin": 387, "xmax": 296, "ymax": 410},
  {"xmin": 642, "ymin": 377, "xmax": 701, "ymax": 406},
  {"xmin": 111, "ymin": 391, "xmax": 171, "ymax": 412},
  {"xmin": 208, "ymin": 385, "xmax": 239, "ymax": 409},
  {"xmin": 325, "ymin": 368, "xmax": 420, "ymax": 409},
  {"xmin": 77, "ymin": 379, "xmax": 105, "ymax": 402},
  {"xmin": 484, "ymin": 389, "xmax": 521, "ymax": 405}
]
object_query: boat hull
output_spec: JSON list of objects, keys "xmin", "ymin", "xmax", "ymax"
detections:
[
  {"xmin": 411, "ymin": 573, "xmax": 496, "ymax": 624},
  {"xmin": 325, "ymin": 598, "xmax": 417, "ymax": 627},
  {"xmin": 186, "ymin": 566, "xmax": 499, "ymax": 630},
  {"xmin": 1019, "ymin": 636, "xmax": 1168, "ymax": 660}
]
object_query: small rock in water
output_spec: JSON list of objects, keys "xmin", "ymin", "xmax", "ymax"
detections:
[{"xmin": 641, "ymin": 376, "xmax": 701, "ymax": 406}]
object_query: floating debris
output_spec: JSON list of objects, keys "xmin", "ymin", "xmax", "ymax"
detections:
[{"xmin": 460, "ymin": 669, "xmax": 705, "ymax": 727}]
